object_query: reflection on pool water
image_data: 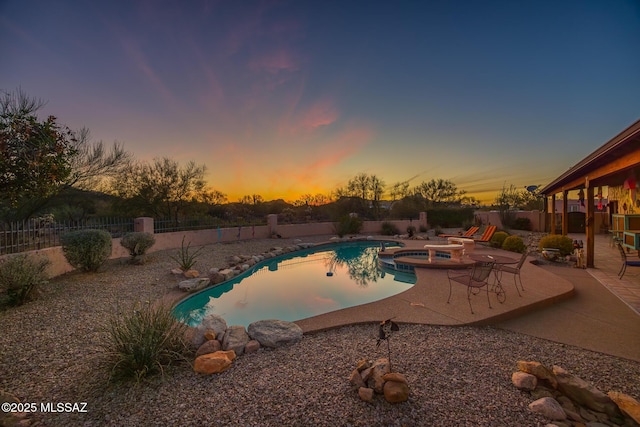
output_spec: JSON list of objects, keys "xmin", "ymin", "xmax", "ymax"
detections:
[{"xmin": 173, "ymin": 241, "xmax": 415, "ymax": 328}]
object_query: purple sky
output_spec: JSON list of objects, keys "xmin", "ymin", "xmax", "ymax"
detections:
[{"xmin": 2, "ymin": 0, "xmax": 639, "ymax": 203}]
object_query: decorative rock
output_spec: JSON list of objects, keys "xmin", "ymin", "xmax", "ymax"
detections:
[
  {"xmin": 358, "ymin": 387, "xmax": 375, "ymax": 403},
  {"xmin": 204, "ymin": 330, "xmax": 216, "ymax": 341},
  {"xmin": 383, "ymin": 380, "xmax": 410, "ymax": 403},
  {"xmin": 183, "ymin": 269, "xmax": 200, "ymax": 278},
  {"xmin": 517, "ymin": 360, "xmax": 558, "ymax": 388},
  {"xmin": 222, "ymin": 325, "xmax": 250, "ymax": 356},
  {"xmin": 529, "ymin": 397, "xmax": 567, "ymax": 420},
  {"xmin": 193, "ymin": 350, "xmax": 236, "ymax": 375},
  {"xmin": 382, "ymin": 372, "xmax": 408, "ymax": 385},
  {"xmin": 608, "ymin": 391, "xmax": 640, "ymax": 424},
  {"xmin": 552, "ymin": 365, "xmax": 620, "ymax": 417},
  {"xmin": 349, "ymin": 369, "xmax": 367, "ymax": 389},
  {"xmin": 192, "ymin": 314, "xmax": 228, "ymax": 347},
  {"xmin": 195, "ymin": 339, "xmax": 221, "ymax": 357},
  {"xmin": 178, "ymin": 277, "xmax": 210, "ymax": 292},
  {"xmin": 244, "ymin": 340, "xmax": 261, "ymax": 354},
  {"xmin": 219, "ymin": 269, "xmax": 235, "ymax": 280},
  {"xmin": 247, "ymin": 319, "xmax": 303, "ymax": 348},
  {"xmin": 356, "ymin": 359, "xmax": 371, "ymax": 372},
  {"xmin": 368, "ymin": 358, "xmax": 390, "ymax": 394},
  {"xmin": 171, "ymin": 268, "xmax": 184, "ymax": 276},
  {"xmin": 227, "ymin": 255, "xmax": 241, "ymax": 264},
  {"xmin": 512, "ymin": 371, "xmax": 538, "ymax": 390}
]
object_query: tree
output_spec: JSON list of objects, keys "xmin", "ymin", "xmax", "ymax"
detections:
[
  {"xmin": 389, "ymin": 181, "xmax": 411, "ymax": 201},
  {"xmin": 413, "ymin": 179, "xmax": 462, "ymax": 205},
  {"xmin": 110, "ymin": 157, "xmax": 208, "ymax": 224},
  {"xmin": 335, "ymin": 172, "xmax": 386, "ymax": 218},
  {"xmin": 0, "ymin": 88, "xmax": 131, "ymax": 223},
  {"xmin": 1, "ymin": 89, "xmax": 78, "ymax": 221}
]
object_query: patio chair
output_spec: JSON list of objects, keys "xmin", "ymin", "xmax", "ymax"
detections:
[
  {"xmin": 438, "ymin": 226, "xmax": 479, "ymax": 239},
  {"xmin": 496, "ymin": 251, "xmax": 528, "ymax": 296},
  {"xmin": 447, "ymin": 260, "xmax": 496, "ymax": 314},
  {"xmin": 473, "ymin": 225, "xmax": 497, "ymax": 243},
  {"xmin": 616, "ymin": 242, "xmax": 640, "ymax": 279}
]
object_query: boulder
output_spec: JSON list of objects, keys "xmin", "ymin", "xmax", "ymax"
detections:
[
  {"xmin": 178, "ymin": 277, "xmax": 210, "ymax": 292},
  {"xmin": 192, "ymin": 314, "xmax": 227, "ymax": 347},
  {"xmin": 517, "ymin": 360, "xmax": 557, "ymax": 388},
  {"xmin": 607, "ymin": 391, "xmax": 640, "ymax": 424},
  {"xmin": 383, "ymin": 380, "xmax": 410, "ymax": 403},
  {"xmin": 194, "ymin": 350, "xmax": 236, "ymax": 375},
  {"xmin": 382, "ymin": 372, "xmax": 408, "ymax": 385},
  {"xmin": 247, "ymin": 319, "xmax": 303, "ymax": 348},
  {"xmin": 358, "ymin": 387, "xmax": 375, "ymax": 403},
  {"xmin": 552, "ymin": 365, "xmax": 621, "ymax": 417},
  {"xmin": 367, "ymin": 358, "xmax": 390, "ymax": 394},
  {"xmin": 195, "ymin": 339, "xmax": 221, "ymax": 357},
  {"xmin": 183, "ymin": 269, "xmax": 200, "ymax": 278},
  {"xmin": 244, "ymin": 340, "xmax": 261, "ymax": 354},
  {"xmin": 222, "ymin": 325, "xmax": 250, "ymax": 356},
  {"xmin": 528, "ymin": 397, "xmax": 567, "ymax": 420},
  {"xmin": 512, "ymin": 371, "xmax": 538, "ymax": 390},
  {"xmin": 219, "ymin": 269, "xmax": 235, "ymax": 280},
  {"xmin": 349, "ymin": 369, "xmax": 366, "ymax": 389}
]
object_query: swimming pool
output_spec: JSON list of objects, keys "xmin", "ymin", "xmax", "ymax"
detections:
[{"xmin": 173, "ymin": 241, "xmax": 415, "ymax": 328}]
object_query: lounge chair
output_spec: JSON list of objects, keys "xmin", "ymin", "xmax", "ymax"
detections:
[
  {"xmin": 496, "ymin": 251, "xmax": 528, "ymax": 296},
  {"xmin": 473, "ymin": 225, "xmax": 497, "ymax": 243},
  {"xmin": 447, "ymin": 260, "xmax": 496, "ymax": 314},
  {"xmin": 616, "ymin": 242, "xmax": 640, "ymax": 279},
  {"xmin": 438, "ymin": 226, "xmax": 479, "ymax": 239}
]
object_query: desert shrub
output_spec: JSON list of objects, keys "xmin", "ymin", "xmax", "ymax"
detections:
[
  {"xmin": 61, "ymin": 229, "xmax": 112, "ymax": 272},
  {"xmin": 120, "ymin": 232, "xmax": 156, "ymax": 264},
  {"xmin": 406, "ymin": 225, "xmax": 416, "ymax": 237},
  {"xmin": 538, "ymin": 234, "xmax": 574, "ymax": 257},
  {"xmin": 380, "ymin": 222, "xmax": 400, "ymax": 236},
  {"xmin": 490, "ymin": 231, "xmax": 509, "ymax": 248},
  {"xmin": 502, "ymin": 235, "xmax": 526, "ymax": 253},
  {"xmin": 334, "ymin": 215, "xmax": 363, "ymax": 237},
  {"xmin": 432, "ymin": 225, "xmax": 443, "ymax": 237},
  {"xmin": 419, "ymin": 225, "xmax": 427, "ymax": 233},
  {"xmin": 0, "ymin": 255, "xmax": 49, "ymax": 307},
  {"xmin": 101, "ymin": 303, "xmax": 190, "ymax": 382},
  {"xmin": 513, "ymin": 217, "xmax": 533, "ymax": 231},
  {"xmin": 170, "ymin": 236, "xmax": 204, "ymax": 271}
]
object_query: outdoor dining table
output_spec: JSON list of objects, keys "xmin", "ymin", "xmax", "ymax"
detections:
[{"xmin": 467, "ymin": 254, "xmax": 519, "ymax": 303}]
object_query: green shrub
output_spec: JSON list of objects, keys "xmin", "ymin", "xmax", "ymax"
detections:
[
  {"xmin": 513, "ymin": 217, "xmax": 533, "ymax": 231},
  {"xmin": 502, "ymin": 235, "xmax": 526, "ymax": 253},
  {"xmin": 0, "ymin": 255, "xmax": 49, "ymax": 307},
  {"xmin": 61, "ymin": 229, "xmax": 112, "ymax": 272},
  {"xmin": 380, "ymin": 222, "xmax": 400, "ymax": 236},
  {"xmin": 538, "ymin": 234, "xmax": 574, "ymax": 257},
  {"xmin": 101, "ymin": 302, "xmax": 189, "ymax": 382},
  {"xmin": 334, "ymin": 215, "xmax": 363, "ymax": 237},
  {"xmin": 120, "ymin": 232, "xmax": 156, "ymax": 264},
  {"xmin": 490, "ymin": 231, "xmax": 509, "ymax": 248},
  {"xmin": 170, "ymin": 236, "xmax": 204, "ymax": 271}
]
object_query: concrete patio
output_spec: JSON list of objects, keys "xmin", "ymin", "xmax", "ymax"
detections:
[{"xmin": 295, "ymin": 233, "xmax": 640, "ymax": 362}]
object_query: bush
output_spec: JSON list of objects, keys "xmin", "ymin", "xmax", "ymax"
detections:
[
  {"xmin": 101, "ymin": 303, "xmax": 189, "ymax": 382},
  {"xmin": 490, "ymin": 231, "xmax": 509, "ymax": 248},
  {"xmin": 406, "ymin": 225, "xmax": 416, "ymax": 237},
  {"xmin": 419, "ymin": 225, "xmax": 427, "ymax": 233},
  {"xmin": 120, "ymin": 232, "xmax": 156, "ymax": 264},
  {"xmin": 538, "ymin": 234, "xmax": 574, "ymax": 257},
  {"xmin": 513, "ymin": 217, "xmax": 533, "ymax": 231},
  {"xmin": 380, "ymin": 222, "xmax": 400, "ymax": 236},
  {"xmin": 0, "ymin": 255, "xmax": 49, "ymax": 307},
  {"xmin": 502, "ymin": 235, "xmax": 526, "ymax": 253},
  {"xmin": 61, "ymin": 229, "xmax": 112, "ymax": 272},
  {"xmin": 334, "ymin": 215, "xmax": 363, "ymax": 237}
]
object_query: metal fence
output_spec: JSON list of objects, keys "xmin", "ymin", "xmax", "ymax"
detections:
[
  {"xmin": 154, "ymin": 217, "xmax": 267, "ymax": 233},
  {"xmin": 0, "ymin": 217, "xmax": 135, "ymax": 255}
]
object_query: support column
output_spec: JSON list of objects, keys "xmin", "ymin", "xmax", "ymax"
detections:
[
  {"xmin": 562, "ymin": 190, "xmax": 569, "ymax": 235},
  {"xmin": 550, "ymin": 195, "xmax": 556, "ymax": 234},
  {"xmin": 134, "ymin": 217, "xmax": 154, "ymax": 233},
  {"xmin": 586, "ymin": 183, "xmax": 595, "ymax": 268}
]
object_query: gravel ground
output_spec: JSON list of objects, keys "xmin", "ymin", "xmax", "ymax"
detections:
[{"xmin": 1, "ymin": 237, "xmax": 639, "ymax": 427}]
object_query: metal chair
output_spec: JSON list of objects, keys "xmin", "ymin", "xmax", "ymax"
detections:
[
  {"xmin": 616, "ymin": 242, "xmax": 640, "ymax": 279},
  {"xmin": 447, "ymin": 260, "xmax": 496, "ymax": 314},
  {"xmin": 495, "ymin": 251, "xmax": 528, "ymax": 296}
]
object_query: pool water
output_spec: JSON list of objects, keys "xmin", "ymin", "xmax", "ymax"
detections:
[{"xmin": 173, "ymin": 241, "xmax": 415, "ymax": 328}]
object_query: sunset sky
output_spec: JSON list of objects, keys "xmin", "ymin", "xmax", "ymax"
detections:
[{"xmin": 2, "ymin": 0, "xmax": 640, "ymax": 204}]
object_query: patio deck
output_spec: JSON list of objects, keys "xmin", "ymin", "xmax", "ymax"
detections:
[{"xmin": 295, "ymin": 233, "xmax": 640, "ymax": 362}]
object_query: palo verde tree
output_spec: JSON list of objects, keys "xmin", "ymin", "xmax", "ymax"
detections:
[
  {"xmin": 110, "ymin": 157, "xmax": 210, "ymax": 224},
  {"xmin": 334, "ymin": 172, "xmax": 386, "ymax": 219},
  {"xmin": 413, "ymin": 178, "xmax": 464, "ymax": 206}
]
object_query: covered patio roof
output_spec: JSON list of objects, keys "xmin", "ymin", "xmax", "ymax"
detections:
[
  {"xmin": 540, "ymin": 118, "xmax": 640, "ymax": 268},
  {"xmin": 540, "ymin": 118, "xmax": 640, "ymax": 195}
]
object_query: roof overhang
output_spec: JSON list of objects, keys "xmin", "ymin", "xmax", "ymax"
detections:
[{"xmin": 540, "ymin": 118, "xmax": 640, "ymax": 195}]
